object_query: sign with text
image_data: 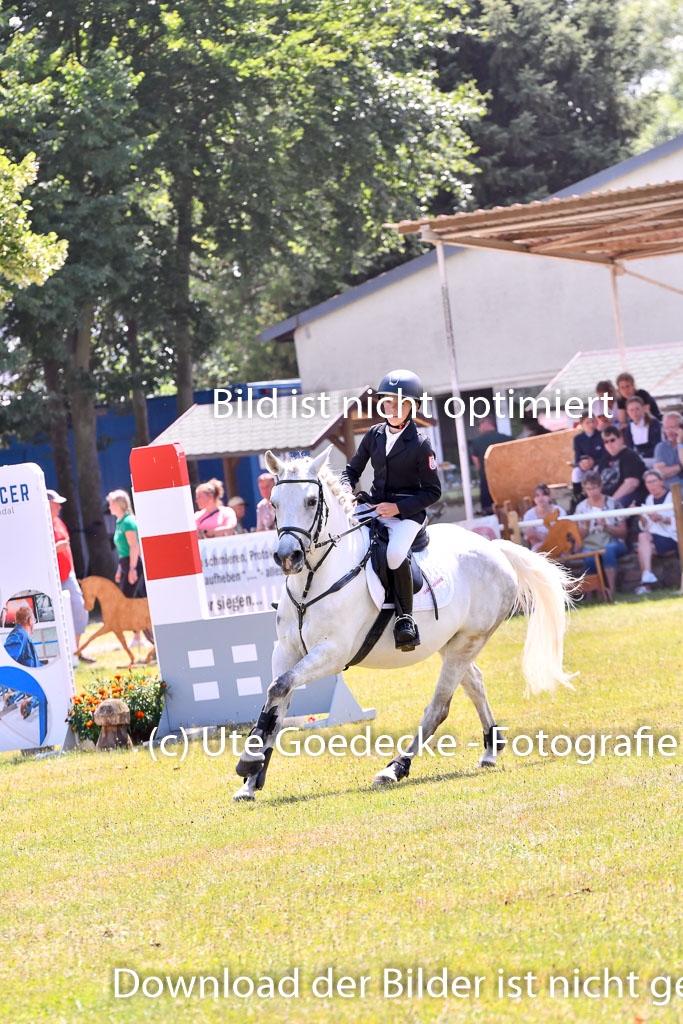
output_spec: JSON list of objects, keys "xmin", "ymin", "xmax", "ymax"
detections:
[
  {"xmin": 0, "ymin": 464, "xmax": 75, "ymax": 751},
  {"xmin": 199, "ymin": 531, "xmax": 284, "ymax": 615}
]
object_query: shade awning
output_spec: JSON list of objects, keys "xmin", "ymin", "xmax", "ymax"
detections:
[
  {"xmin": 391, "ymin": 180, "xmax": 683, "ymax": 265},
  {"xmin": 151, "ymin": 387, "xmax": 372, "ymax": 460}
]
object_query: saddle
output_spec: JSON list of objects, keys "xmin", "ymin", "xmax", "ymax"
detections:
[{"xmin": 368, "ymin": 518, "xmax": 428, "ymax": 601}]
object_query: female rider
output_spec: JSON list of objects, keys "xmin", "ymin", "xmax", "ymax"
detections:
[{"xmin": 342, "ymin": 369, "xmax": 441, "ymax": 651}]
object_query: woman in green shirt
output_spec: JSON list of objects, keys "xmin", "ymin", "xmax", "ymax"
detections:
[{"xmin": 106, "ymin": 490, "xmax": 146, "ymax": 598}]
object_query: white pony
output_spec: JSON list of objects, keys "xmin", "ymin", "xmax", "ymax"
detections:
[{"xmin": 234, "ymin": 447, "xmax": 575, "ymax": 801}]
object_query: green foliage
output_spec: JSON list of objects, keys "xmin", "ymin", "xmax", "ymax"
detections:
[
  {"xmin": 627, "ymin": 0, "xmax": 683, "ymax": 148},
  {"xmin": 0, "ymin": 149, "xmax": 66, "ymax": 303},
  {"xmin": 67, "ymin": 670, "xmax": 165, "ymax": 744},
  {"xmin": 0, "ymin": 0, "xmax": 483, "ymax": 415},
  {"xmin": 437, "ymin": 0, "xmax": 657, "ymax": 207}
]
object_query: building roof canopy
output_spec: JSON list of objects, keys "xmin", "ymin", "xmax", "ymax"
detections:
[
  {"xmin": 391, "ymin": 180, "xmax": 683, "ymax": 265},
  {"xmin": 151, "ymin": 387, "xmax": 371, "ymax": 460}
]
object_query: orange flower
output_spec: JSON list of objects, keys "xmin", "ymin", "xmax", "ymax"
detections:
[
  {"xmin": 161, "ymin": 682, "xmax": 166, "ymax": 688},
  {"xmin": 135, "ymin": 710, "xmax": 145, "ymax": 719},
  {"xmin": 86, "ymin": 720, "xmax": 93, "ymax": 728},
  {"xmin": 114, "ymin": 674, "xmax": 122, "ymax": 681}
]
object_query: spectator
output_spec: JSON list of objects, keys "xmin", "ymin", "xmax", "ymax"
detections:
[
  {"xmin": 522, "ymin": 483, "xmax": 566, "ymax": 551},
  {"xmin": 572, "ymin": 414, "xmax": 605, "ymax": 503},
  {"xmin": 594, "ymin": 380, "xmax": 619, "ymax": 423},
  {"xmin": 623, "ymin": 396, "xmax": 662, "ymax": 464},
  {"xmin": 635, "ymin": 469, "xmax": 678, "ymax": 595},
  {"xmin": 47, "ymin": 489, "xmax": 92, "ymax": 663},
  {"xmin": 575, "ymin": 471, "xmax": 628, "ymax": 600},
  {"xmin": 469, "ymin": 418, "xmax": 511, "ymax": 514},
  {"xmin": 3, "ymin": 606, "xmax": 41, "ymax": 668},
  {"xmin": 615, "ymin": 371, "xmax": 661, "ymax": 425},
  {"xmin": 653, "ymin": 412, "xmax": 683, "ymax": 487},
  {"xmin": 106, "ymin": 490, "xmax": 146, "ymax": 598},
  {"xmin": 228, "ymin": 495, "xmax": 248, "ymax": 534},
  {"xmin": 598, "ymin": 426, "xmax": 646, "ymax": 507},
  {"xmin": 194, "ymin": 479, "xmax": 236, "ymax": 538},
  {"xmin": 256, "ymin": 472, "xmax": 277, "ymax": 531}
]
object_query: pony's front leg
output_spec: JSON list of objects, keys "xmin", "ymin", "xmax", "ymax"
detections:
[{"xmin": 233, "ymin": 641, "xmax": 341, "ymax": 802}]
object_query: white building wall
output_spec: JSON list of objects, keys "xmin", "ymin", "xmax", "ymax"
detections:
[{"xmin": 292, "ymin": 146, "xmax": 683, "ymax": 396}]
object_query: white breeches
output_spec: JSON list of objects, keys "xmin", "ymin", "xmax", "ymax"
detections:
[{"xmin": 380, "ymin": 516, "xmax": 423, "ymax": 570}]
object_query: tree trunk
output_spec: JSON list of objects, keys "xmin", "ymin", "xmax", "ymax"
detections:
[
  {"xmin": 43, "ymin": 357, "xmax": 86, "ymax": 578},
  {"xmin": 126, "ymin": 318, "xmax": 150, "ymax": 447},
  {"xmin": 173, "ymin": 175, "xmax": 194, "ymax": 417},
  {"xmin": 67, "ymin": 304, "xmax": 115, "ymax": 578}
]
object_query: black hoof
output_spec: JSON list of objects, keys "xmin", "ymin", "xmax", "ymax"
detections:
[{"xmin": 235, "ymin": 753, "xmax": 265, "ymax": 778}]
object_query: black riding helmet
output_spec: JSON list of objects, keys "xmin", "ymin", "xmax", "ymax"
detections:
[{"xmin": 376, "ymin": 368, "xmax": 423, "ymax": 426}]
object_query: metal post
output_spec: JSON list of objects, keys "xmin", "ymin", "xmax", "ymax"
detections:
[
  {"xmin": 434, "ymin": 240, "xmax": 474, "ymax": 520},
  {"xmin": 610, "ymin": 264, "xmax": 627, "ymax": 372},
  {"xmin": 670, "ymin": 482, "xmax": 683, "ymax": 594}
]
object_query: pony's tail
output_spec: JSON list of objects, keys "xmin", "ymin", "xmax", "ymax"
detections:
[{"xmin": 494, "ymin": 540, "xmax": 577, "ymax": 697}]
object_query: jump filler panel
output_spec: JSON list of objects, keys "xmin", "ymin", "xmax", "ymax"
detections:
[{"xmin": 130, "ymin": 443, "xmax": 374, "ymax": 735}]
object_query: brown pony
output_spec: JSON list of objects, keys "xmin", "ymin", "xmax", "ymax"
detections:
[{"xmin": 75, "ymin": 576, "xmax": 155, "ymax": 666}]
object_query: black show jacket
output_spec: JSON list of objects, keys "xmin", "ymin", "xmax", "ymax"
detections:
[{"xmin": 342, "ymin": 421, "xmax": 442, "ymax": 523}]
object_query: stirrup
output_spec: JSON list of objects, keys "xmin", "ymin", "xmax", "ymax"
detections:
[{"xmin": 394, "ymin": 614, "xmax": 420, "ymax": 652}]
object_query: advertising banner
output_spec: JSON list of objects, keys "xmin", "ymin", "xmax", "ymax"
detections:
[
  {"xmin": 0, "ymin": 464, "xmax": 75, "ymax": 751},
  {"xmin": 199, "ymin": 531, "xmax": 284, "ymax": 615}
]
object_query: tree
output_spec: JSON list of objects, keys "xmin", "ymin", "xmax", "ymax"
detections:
[
  {"xmin": 436, "ymin": 0, "xmax": 655, "ymax": 208},
  {"xmin": 0, "ymin": 149, "xmax": 66, "ymax": 302},
  {"xmin": 0, "ymin": 30, "xmax": 147, "ymax": 574},
  {"xmin": 18, "ymin": 0, "xmax": 481, "ymax": 413},
  {"xmin": 627, "ymin": 0, "xmax": 683, "ymax": 148}
]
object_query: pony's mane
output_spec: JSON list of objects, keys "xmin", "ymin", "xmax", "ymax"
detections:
[{"xmin": 282, "ymin": 455, "xmax": 357, "ymax": 522}]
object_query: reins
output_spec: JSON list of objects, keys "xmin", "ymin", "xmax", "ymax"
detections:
[{"xmin": 273, "ymin": 476, "xmax": 370, "ymax": 656}]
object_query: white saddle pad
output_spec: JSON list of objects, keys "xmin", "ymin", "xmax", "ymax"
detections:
[{"xmin": 365, "ymin": 526, "xmax": 454, "ymax": 613}]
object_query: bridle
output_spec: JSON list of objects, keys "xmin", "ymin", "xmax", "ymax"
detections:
[
  {"xmin": 272, "ymin": 474, "xmax": 372, "ymax": 655},
  {"xmin": 272, "ymin": 477, "xmax": 329, "ymax": 572}
]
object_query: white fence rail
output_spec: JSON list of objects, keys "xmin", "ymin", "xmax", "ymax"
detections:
[{"xmin": 519, "ymin": 502, "xmax": 675, "ymax": 530}]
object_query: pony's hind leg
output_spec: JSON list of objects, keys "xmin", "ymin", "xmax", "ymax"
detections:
[
  {"xmin": 460, "ymin": 662, "xmax": 505, "ymax": 768},
  {"xmin": 372, "ymin": 644, "xmax": 472, "ymax": 787}
]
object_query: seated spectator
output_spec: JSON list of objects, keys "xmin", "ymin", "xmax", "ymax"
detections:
[
  {"xmin": 615, "ymin": 371, "xmax": 661, "ymax": 425},
  {"xmin": 598, "ymin": 426, "xmax": 646, "ymax": 507},
  {"xmin": 522, "ymin": 483, "xmax": 566, "ymax": 551},
  {"xmin": 654, "ymin": 412, "xmax": 683, "ymax": 487},
  {"xmin": 623, "ymin": 396, "xmax": 662, "ymax": 464},
  {"xmin": 194, "ymin": 479, "xmax": 236, "ymax": 538},
  {"xmin": 256, "ymin": 472, "xmax": 277, "ymax": 531},
  {"xmin": 4, "ymin": 606, "xmax": 41, "ymax": 668},
  {"xmin": 228, "ymin": 495, "xmax": 248, "ymax": 534},
  {"xmin": 594, "ymin": 380, "xmax": 619, "ymax": 423},
  {"xmin": 572, "ymin": 414, "xmax": 605, "ymax": 503},
  {"xmin": 575, "ymin": 471, "xmax": 628, "ymax": 600},
  {"xmin": 635, "ymin": 469, "xmax": 679, "ymax": 595}
]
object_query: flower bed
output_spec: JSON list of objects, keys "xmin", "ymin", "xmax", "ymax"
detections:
[{"xmin": 67, "ymin": 671, "xmax": 166, "ymax": 745}]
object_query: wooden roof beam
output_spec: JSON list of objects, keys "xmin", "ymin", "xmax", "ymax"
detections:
[{"xmin": 419, "ymin": 230, "xmax": 613, "ymax": 264}]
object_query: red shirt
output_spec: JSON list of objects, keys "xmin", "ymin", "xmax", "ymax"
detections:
[{"xmin": 53, "ymin": 516, "xmax": 74, "ymax": 582}]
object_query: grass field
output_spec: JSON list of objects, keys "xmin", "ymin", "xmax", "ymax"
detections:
[{"xmin": 1, "ymin": 594, "xmax": 681, "ymax": 1023}]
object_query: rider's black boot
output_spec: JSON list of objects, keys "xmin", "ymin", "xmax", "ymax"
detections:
[{"xmin": 390, "ymin": 558, "xmax": 420, "ymax": 652}]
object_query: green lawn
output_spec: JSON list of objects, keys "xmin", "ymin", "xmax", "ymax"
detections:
[{"xmin": 1, "ymin": 594, "xmax": 681, "ymax": 1023}]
